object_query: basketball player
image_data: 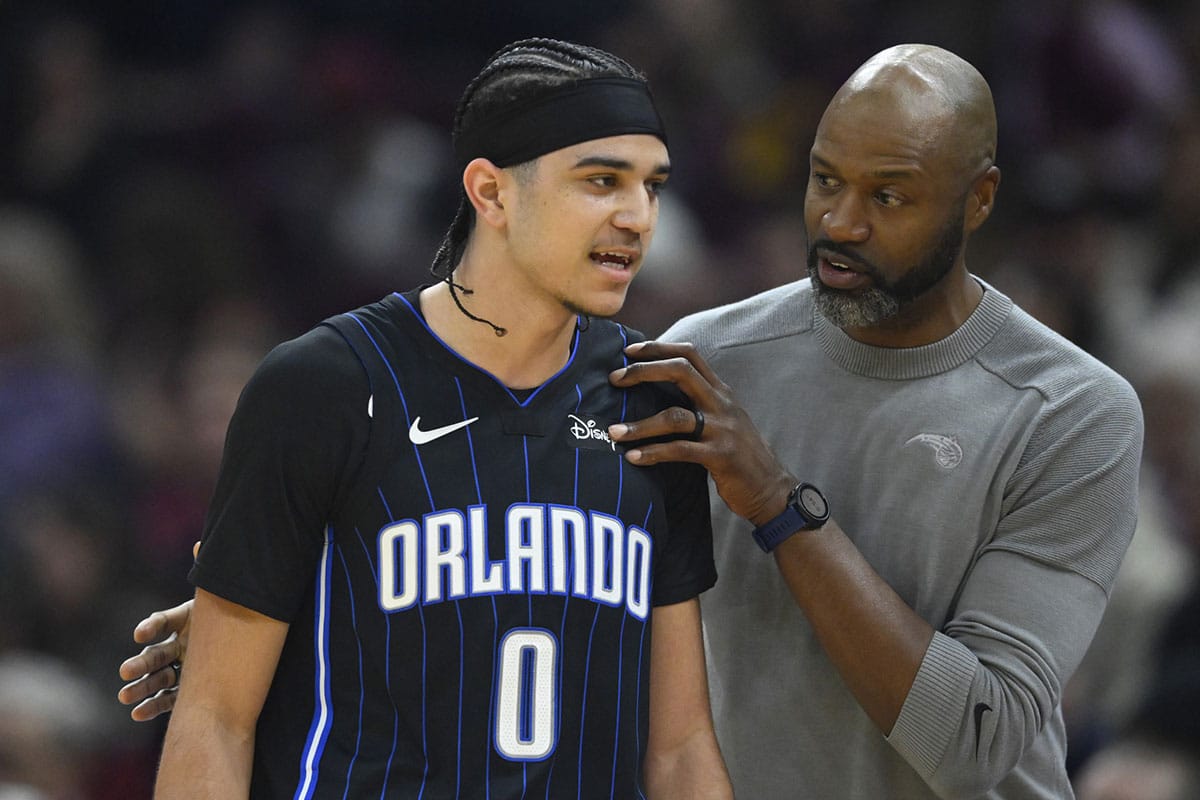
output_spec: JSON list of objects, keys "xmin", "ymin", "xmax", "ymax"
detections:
[{"xmin": 143, "ymin": 38, "xmax": 731, "ymax": 799}]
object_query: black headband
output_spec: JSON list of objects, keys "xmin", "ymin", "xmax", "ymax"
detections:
[{"xmin": 453, "ymin": 76, "xmax": 668, "ymax": 170}]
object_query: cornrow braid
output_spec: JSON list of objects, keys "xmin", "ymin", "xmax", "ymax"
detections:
[{"xmin": 429, "ymin": 38, "xmax": 649, "ymax": 336}]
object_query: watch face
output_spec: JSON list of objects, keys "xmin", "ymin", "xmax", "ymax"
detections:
[{"xmin": 799, "ymin": 485, "xmax": 828, "ymax": 518}]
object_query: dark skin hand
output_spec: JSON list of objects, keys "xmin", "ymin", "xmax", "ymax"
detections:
[
  {"xmin": 608, "ymin": 340, "xmax": 932, "ymax": 734},
  {"xmin": 607, "ymin": 341, "xmax": 795, "ymax": 527},
  {"xmin": 117, "ymin": 600, "xmax": 192, "ymax": 720},
  {"xmin": 117, "ymin": 541, "xmax": 197, "ymax": 721}
]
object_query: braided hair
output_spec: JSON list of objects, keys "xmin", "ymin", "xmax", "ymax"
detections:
[{"xmin": 430, "ymin": 39, "xmax": 649, "ymax": 335}]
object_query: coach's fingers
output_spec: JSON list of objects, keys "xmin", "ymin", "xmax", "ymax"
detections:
[
  {"xmin": 119, "ymin": 634, "xmax": 181, "ymax": 682},
  {"xmin": 128, "ymin": 688, "xmax": 180, "ymax": 722},
  {"xmin": 609, "ymin": 405, "xmax": 705, "ymax": 448},
  {"xmin": 118, "ymin": 659, "xmax": 179, "ymax": 705},
  {"xmin": 133, "ymin": 600, "xmax": 192, "ymax": 646},
  {"xmin": 619, "ymin": 437, "xmax": 709, "ymax": 468},
  {"xmin": 622, "ymin": 341, "xmax": 729, "ymax": 391},
  {"xmin": 610, "ymin": 358, "xmax": 707, "ymax": 402}
]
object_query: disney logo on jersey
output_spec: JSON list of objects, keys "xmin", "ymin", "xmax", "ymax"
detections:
[{"xmin": 565, "ymin": 413, "xmax": 617, "ymax": 451}]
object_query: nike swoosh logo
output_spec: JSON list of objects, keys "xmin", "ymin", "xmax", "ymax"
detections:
[
  {"xmin": 409, "ymin": 415, "xmax": 479, "ymax": 445},
  {"xmin": 973, "ymin": 702, "xmax": 992, "ymax": 759}
]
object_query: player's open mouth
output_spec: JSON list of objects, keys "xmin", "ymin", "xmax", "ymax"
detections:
[{"xmin": 591, "ymin": 250, "xmax": 636, "ymax": 270}]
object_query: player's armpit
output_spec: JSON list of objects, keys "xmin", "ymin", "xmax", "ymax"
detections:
[{"xmin": 643, "ymin": 598, "xmax": 733, "ymax": 800}]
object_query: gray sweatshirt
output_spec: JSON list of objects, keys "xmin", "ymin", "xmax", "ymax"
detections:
[{"xmin": 664, "ymin": 278, "xmax": 1143, "ymax": 799}]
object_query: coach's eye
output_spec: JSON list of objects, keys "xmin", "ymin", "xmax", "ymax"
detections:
[
  {"xmin": 812, "ymin": 173, "xmax": 840, "ymax": 191},
  {"xmin": 875, "ymin": 190, "xmax": 903, "ymax": 208}
]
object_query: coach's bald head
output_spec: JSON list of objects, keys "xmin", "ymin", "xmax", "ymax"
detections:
[{"xmin": 828, "ymin": 44, "xmax": 997, "ymax": 188}]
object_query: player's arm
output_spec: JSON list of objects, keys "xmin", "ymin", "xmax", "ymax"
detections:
[
  {"xmin": 643, "ymin": 597, "xmax": 732, "ymax": 800},
  {"xmin": 154, "ymin": 587, "xmax": 288, "ymax": 799}
]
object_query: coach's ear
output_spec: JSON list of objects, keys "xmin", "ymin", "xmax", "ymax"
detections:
[
  {"xmin": 463, "ymin": 157, "xmax": 510, "ymax": 230},
  {"xmin": 965, "ymin": 165, "xmax": 1000, "ymax": 233}
]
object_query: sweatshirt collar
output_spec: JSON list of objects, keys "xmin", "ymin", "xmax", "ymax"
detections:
[{"xmin": 812, "ymin": 278, "xmax": 1013, "ymax": 380}]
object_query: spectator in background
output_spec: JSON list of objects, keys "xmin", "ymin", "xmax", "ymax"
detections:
[
  {"xmin": 0, "ymin": 207, "xmax": 112, "ymax": 512},
  {"xmin": 1074, "ymin": 582, "xmax": 1200, "ymax": 800},
  {"xmin": 0, "ymin": 652, "xmax": 113, "ymax": 799}
]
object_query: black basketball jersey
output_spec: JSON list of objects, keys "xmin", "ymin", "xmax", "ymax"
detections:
[{"xmin": 190, "ymin": 289, "xmax": 716, "ymax": 799}]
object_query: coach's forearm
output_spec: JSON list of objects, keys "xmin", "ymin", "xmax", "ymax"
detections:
[
  {"xmin": 773, "ymin": 518, "xmax": 933, "ymax": 734},
  {"xmin": 154, "ymin": 705, "xmax": 255, "ymax": 799}
]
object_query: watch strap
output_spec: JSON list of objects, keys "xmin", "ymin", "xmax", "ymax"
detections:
[
  {"xmin": 751, "ymin": 482, "xmax": 829, "ymax": 552},
  {"xmin": 751, "ymin": 501, "xmax": 811, "ymax": 552}
]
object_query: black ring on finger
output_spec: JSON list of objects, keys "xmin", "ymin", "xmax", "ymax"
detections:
[
  {"xmin": 689, "ymin": 409, "xmax": 706, "ymax": 441},
  {"xmin": 171, "ymin": 661, "xmax": 182, "ymax": 687}
]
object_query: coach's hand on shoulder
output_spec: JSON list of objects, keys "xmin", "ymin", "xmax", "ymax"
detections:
[{"xmin": 608, "ymin": 340, "xmax": 795, "ymax": 527}]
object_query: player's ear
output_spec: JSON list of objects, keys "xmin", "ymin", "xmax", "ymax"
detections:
[{"xmin": 463, "ymin": 157, "xmax": 510, "ymax": 230}]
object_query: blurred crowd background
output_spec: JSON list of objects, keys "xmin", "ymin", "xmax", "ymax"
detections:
[{"xmin": 0, "ymin": 1, "xmax": 1197, "ymax": 798}]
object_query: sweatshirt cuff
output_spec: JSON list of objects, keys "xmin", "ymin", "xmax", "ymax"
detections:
[{"xmin": 886, "ymin": 632, "xmax": 978, "ymax": 776}]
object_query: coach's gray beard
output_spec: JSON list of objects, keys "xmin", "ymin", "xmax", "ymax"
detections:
[
  {"xmin": 807, "ymin": 207, "xmax": 965, "ymax": 329},
  {"xmin": 810, "ymin": 279, "xmax": 900, "ymax": 328}
]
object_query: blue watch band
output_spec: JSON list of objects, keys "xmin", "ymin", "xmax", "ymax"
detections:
[
  {"xmin": 751, "ymin": 482, "xmax": 829, "ymax": 552},
  {"xmin": 751, "ymin": 504, "xmax": 811, "ymax": 552}
]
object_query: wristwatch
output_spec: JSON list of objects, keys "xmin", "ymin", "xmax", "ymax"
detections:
[{"xmin": 751, "ymin": 482, "xmax": 830, "ymax": 552}]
